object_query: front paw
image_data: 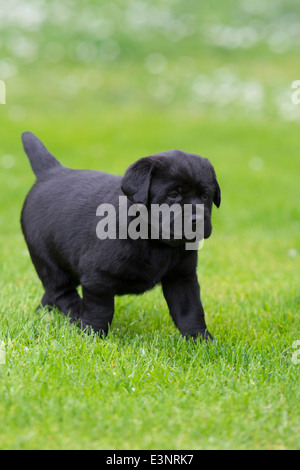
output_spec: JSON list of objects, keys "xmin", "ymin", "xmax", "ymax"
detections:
[
  {"xmin": 79, "ymin": 318, "xmax": 109, "ymax": 337},
  {"xmin": 185, "ymin": 330, "xmax": 214, "ymax": 342}
]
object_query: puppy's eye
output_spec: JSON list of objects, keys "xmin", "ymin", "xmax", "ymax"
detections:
[
  {"xmin": 202, "ymin": 194, "xmax": 209, "ymax": 201},
  {"xmin": 169, "ymin": 191, "xmax": 180, "ymax": 200}
]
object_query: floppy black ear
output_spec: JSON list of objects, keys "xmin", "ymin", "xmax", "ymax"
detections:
[
  {"xmin": 121, "ymin": 156, "xmax": 156, "ymax": 205},
  {"xmin": 214, "ymin": 178, "xmax": 221, "ymax": 208}
]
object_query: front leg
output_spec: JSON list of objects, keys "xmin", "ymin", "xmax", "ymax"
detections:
[
  {"xmin": 80, "ymin": 287, "xmax": 114, "ymax": 336},
  {"xmin": 162, "ymin": 274, "xmax": 213, "ymax": 341}
]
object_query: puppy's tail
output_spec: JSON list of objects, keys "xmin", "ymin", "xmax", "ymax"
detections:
[{"xmin": 21, "ymin": 132, "xmax": 63, "ymax": 180}]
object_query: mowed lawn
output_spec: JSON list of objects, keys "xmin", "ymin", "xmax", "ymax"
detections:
[{"xmin": 0, "ymin": 109, "xmax": 299, "ymax": 449}]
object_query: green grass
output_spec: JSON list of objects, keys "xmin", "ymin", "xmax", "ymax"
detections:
[{"xmin": 1, "ymin": 0, "xmax": 300, "ymax": 450}]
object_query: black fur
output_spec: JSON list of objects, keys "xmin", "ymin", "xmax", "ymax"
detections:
[{"xmin": 21, "ymin": 133, "xmax": 221, "ymax": 341}]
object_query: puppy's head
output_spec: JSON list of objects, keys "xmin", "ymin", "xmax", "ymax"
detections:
[{"xmin": 121, "ymin": 150, "xmax": 221, "ymax": 245}]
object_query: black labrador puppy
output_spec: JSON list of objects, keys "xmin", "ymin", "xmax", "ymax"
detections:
[{"xmin": 21, "ymin": 132, "xmax": 221, "ymax": 341}]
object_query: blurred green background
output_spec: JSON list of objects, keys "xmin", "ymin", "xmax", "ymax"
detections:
[{"xmin": 0, "ymin": 0, "xmax": 300, "ymax": 450}]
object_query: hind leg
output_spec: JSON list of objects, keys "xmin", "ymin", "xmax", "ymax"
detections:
[
  {"xmin": 36, "ymin": 292, "xmax": 54, "ymax": 311},
  {"xmin": 53, "ymin": 284, "xmax": 82, "ymax": 322},
  {"xmin": 29, "ymin": 250, "xmax": 82, "ymax": 322},
  {"xmin": 80, "ymin": 287, "xmax": 114, "ymax": 336}
]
